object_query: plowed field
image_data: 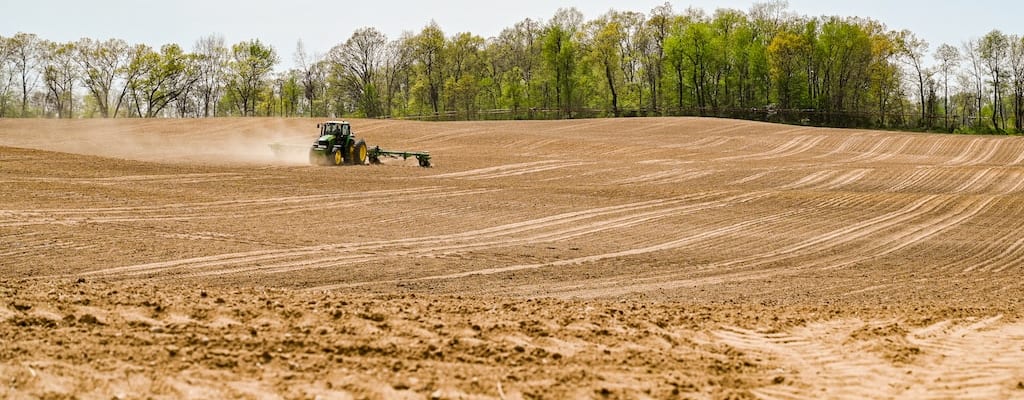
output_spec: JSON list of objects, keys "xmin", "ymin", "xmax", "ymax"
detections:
[{"xmin": 2, "ymin": 117, "xmax": 1023, "ymax": 399}]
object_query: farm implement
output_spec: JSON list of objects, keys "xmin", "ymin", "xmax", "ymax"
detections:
[{"xmin": 270, "ymin": 121, "xmax": 431, "ymax": 167}]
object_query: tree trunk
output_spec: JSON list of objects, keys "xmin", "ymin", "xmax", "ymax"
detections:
[
  {"xmin": 604, "ymin": 61, "xmax": 618, "ymax": 117},
  {"xmin": 677, "ymin": 67, "xmax": 683, "ymax": 109}
]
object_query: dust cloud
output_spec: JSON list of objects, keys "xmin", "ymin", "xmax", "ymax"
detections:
[{"xmin": 0, "ymin": 118, "xmax": 321, "ymax": 166}]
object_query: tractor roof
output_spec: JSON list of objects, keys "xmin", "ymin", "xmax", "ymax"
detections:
[{"xmin": 324, "ymin": 120, "xmax": 349, "ymax": 125}]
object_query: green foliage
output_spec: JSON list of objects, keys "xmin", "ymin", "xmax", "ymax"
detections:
[
  {"xmin": 226, "ymin": 39, "xmax": 278, "ymax": 116},
  {"xmin": 126, "ymin": 44, "xmax": 198, "ymax": 117},
  {"xmin": 2, "ymin": 3, "xmax": 1021, "ymax": 134},
  {"xmin": 542, "ymin": 18, "xmax": 579, "ymax": 117}
]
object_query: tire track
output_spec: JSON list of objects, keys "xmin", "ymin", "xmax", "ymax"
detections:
[
  {"xmin": 554, "ymin": 193, "xmax": 988, "ymax": 299},
  {"xmin": 944, "ymin": 138, "xmax": 995, "ymax": 166},
  {"xmin": 320, "ymin": 203, "xmax": 800, "ymax": 291},
  {"xmin": 990, "ymin": 169, "xmax": 1024, "ymax": 194},
  {"xmin": 715, "ymin": 321, "xmax": 900, "ymax": 400},
  {"xmin": 181, "ymin": 191, "xmax": 770, "ymax": 280},
  {"xmin": 611, "ymin": 169, "xmax": 713, "ymax": 185},
  {"xmin": 2, "ymin": 172, "xmax": 248, "ymax": 186},
  {"xmin": 775, "ymin": 170, "xmax": 837, "ymax": 190},
  {"xmin": 0, "ymin": 232, "xmax": 99, "ymax": 259},
  {"xmin": 714, "ymin": 135, "xmax": 826, "ymax": 163},
  {"xmin": 80, "ymin": 193, "xmax": 724, "ymax": 278},
  {"xmin": 818, "ymin": 196, "xmax": 995, "ymax": 272},
  {"xmin": 428, "ymin": 161, "xmax": 564, "ymax": 179},
  {"xmin": 964, "ymin": 139, "xmax": 1002, "ymax": 166},
  {"xmin": 0, "ymin": 187, "xmax": 460, "ymax": 227},
  {"xmin": 1009, "ymin": 142, "xmax": 1024, "ymax": 166},
  {"xmin": 901, "ymin": 316, "xmax": 1024, "ymax": 399},
  {"xmin": 815, "ymin": 169, "xmax": 872, "ymax": 190},
  {"xmin": 859, "ymin": 136, "xmax": 915, "ymax": 163},
  {"xmin": 462, "ymin": 161, "xmax": 590, "ymax": 180},
  {"xmin": 885, "ymin": 169, "xmax": 937, "ymax": 193},
  {"xmin": 659, "ymin": 136, "xmax": 732, "ymax": 150},
  {"xmin": 921, "ymin": 196, "xmax": 1024, "ymax": 275},
  {"xmin": 713, "ymin": 317, "xmax": 1024, "ymax": 399},
  {"xmin": 729, "ymin": 170, "xmax": 773, "ymax": 185},
  {"xmin": 321, "ymin": 170, "xmax": 908, "ymax": 292},
  {"xmin": 812, "ymin": 135, "xmax": 865, "ymax": 160},
  {"xmin": 341, "ymin": 165, "xmax": 875, "ymax": 288},
  {"xmin": 327, "ymin": 171, "xmax": 878, "ymax": 292},
  {"xmin": 836, "ymin": 137, "xmax": 896, "ymax": 164},
  {"xmin": 960, "ymin": 217, "xmax": 1024, "ymax": 274}
]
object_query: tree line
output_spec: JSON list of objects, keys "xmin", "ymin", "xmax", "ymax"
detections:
[{"xmin": 2, "ymin": 1, "xmax": 1023, "ymax": 133}]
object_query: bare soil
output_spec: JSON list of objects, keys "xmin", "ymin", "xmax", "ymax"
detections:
[{"xmin": 1, "ymin": 117, "xmax": 1023, "ymax": 399}]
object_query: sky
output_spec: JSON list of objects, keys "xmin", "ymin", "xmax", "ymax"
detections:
[{"xmin": 2, "ymin": 0, "xmax": 1022, "ymax": 68}]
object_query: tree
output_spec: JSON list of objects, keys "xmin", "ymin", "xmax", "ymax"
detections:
[
  {"xmin": 683, "ymin": 21, "xmax": 717, "ymax": 112},
  {"xmin": 612, "ymin": 10, "xmax": 646, "ymax": 111},
  {"xmin": 411, "ymin": 22, "xmax": 446, "ymax": 115},
  {"xmin": 330, "ymin": 27, "xmax": 388, "ymax": 117},
  {"xmin": 962, "ymin": 39, "xmax": 986, "ymax": 129},
  {"xmin": 42, "ymin": 41, "xmax": 79, "ymax": 118},
  {"xmin": 543, "ymin": 8, "xmax": 583, "ymax": 117},
  {"xmin": 128, "ymin": 44, "xmax": 198, "ymax": 117},
  {"xmin": 493, "ymin": 18, "xmax": 544, "ymax": 113},
  {"xmin": 194, "ymin": 34, "xmax": 228, "ymax": 117},
  {"xmin": 935, "ymin": 43, "xmax": 960, "ymax": 130},
  {"xmin": 117, "ymin": 44, "xmax": 151, "ymax": 117},
  {"xmin": 980, "ymin": 30, "xmax": 1010, "ymax": 131},
  {"xmin": 767, "ymin": 30, "xmax": 807, "ymax": 109},
  {"xmin": 583, "ymin": 13, "xmax": 625, "ymax": 116},
  {"xmin": 644, "ymin": 3, "xmax": 673, "ymax": 111},
  {"xmin": 811, "ymin": 17, "xmax": 875, "ymax": 120},
  {"xmin": 867, "ymin": 28, "xmax": 903, "ymax": 127},
  {"xmin": 444, "ymin": 32, "xmax": 485, "ymax": 117},
  {"xmin": 270, "ymin": 69, "xmax": 302, "ymax": 117},
  {"xmin": 1009, "ymin": 35, "xmax": 1024, "ymax": 132},
  {"xmin": 380, "ymin": 34, "xmax": 414, "ymax": 117},
  {"xmin": 749, "ymin": 1, "xmax": 793, "ymax": 106},
  {"xmin": 897, "ymin": 30, "xmax": 932, "ymax": 127},
  {"xmin": 0, "ymin": 35, "xmax": 17, "ymax": 117},
  {"xmin": 294, "ymin": 39, "xmax": 325, "ymax": 117},
  {"xmin": 664, "ymin": 18, "xmax": 688, "ymax": 109},
  {"xmin": 227, "ymin": 39, "xmax": 278, "ymax": 116},
  {"xmin": 9, "ymin": 33, "xmax": 42, "ymax": 117},
  {"xmin": 74, "ymin": 38, "xmax": 128, "ymax": 117}
]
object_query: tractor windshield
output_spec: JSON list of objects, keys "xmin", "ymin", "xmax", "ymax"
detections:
[{"xmin": 322, "ymin": 123, "xmax": 348, "ymax": 136}]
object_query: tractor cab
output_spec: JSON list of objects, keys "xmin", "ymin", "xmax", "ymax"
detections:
[
  {"xmin": 310, "ymin": 120, "xmax": 368, "ymax": 166},
  {"xmin": 318, "ymin": 121, "xmax": 351, "ymax": 138}
]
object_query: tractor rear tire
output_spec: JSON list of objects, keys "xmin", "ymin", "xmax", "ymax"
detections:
[
  {"xmin": 418, "ymin": 157, "xmax": 431, "ymax": 168},
  {"xmin": 331, "ymin": 148, "xmax": 345, "ymax": 166},
  {"xmin": 351, "ymin": 140, "xmax": 368, "ymax": 165}
]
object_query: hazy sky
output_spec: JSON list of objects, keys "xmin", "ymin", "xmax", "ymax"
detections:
[{"xmin": 2, "ymin": 0, "xmax": 1021, "ymax": 67}]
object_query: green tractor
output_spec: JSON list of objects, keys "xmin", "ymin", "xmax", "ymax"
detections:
[
  {"xmin": 305, "ymin": 120, "xmax": 432, "ymax": 167},
  {"xmin": 308, "ymin": 121, "xmax": 369, "ymax": 166}
]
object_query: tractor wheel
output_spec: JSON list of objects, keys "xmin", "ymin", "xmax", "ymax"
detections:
[
  {"xmin": 418, "ymin": 157, "xmax": 432, "ymax": 168},
  {"xmin": 331, "ymin": 148, "xmax": 345, "ymax": 166},
  {"xmin": 351, "ymin": 140, "xmax": 368, "ymax": 165},
  {"xmin": 309, "ymin": 151, "xmax": 322, "ymax": 166}
]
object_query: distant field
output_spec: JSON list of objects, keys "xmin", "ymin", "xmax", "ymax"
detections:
[{"xmin": 2, "ymin": 117, "xmax": 1022, "ymax": 399}]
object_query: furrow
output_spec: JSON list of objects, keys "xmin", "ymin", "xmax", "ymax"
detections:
[
  {"xmin": 191, "ymin": 192, "xmax": 760, "ymax": 279},
  {"xmin": 85, "ymin": 194, "xmax": 719, "ymax": 278}
]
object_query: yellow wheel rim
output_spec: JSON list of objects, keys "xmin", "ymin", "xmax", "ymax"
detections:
[
  {"xmin": 334, "ymin": 151, "xmax": 342, "ymax": 165},
  {"xmin": 358, "ymin": 146, "xmax": 366, "ymax": 162}
]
